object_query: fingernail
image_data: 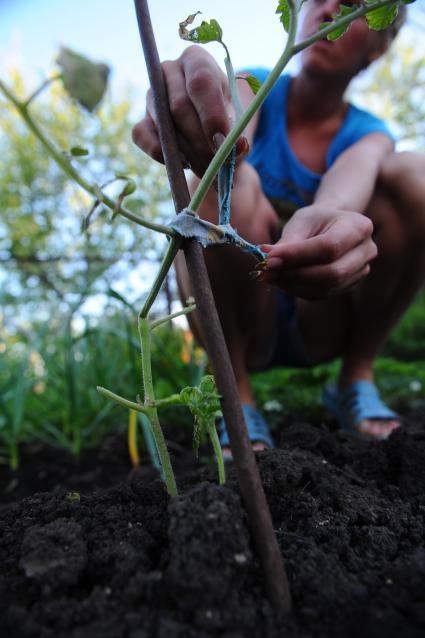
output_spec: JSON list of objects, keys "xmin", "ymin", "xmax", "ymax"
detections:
[
  {"xmin": 260, "ymin": 244, "xmax": 273, "ymax": 253},
  {"xmin": 212, "ymin": 132, "xmax": 226, "ymax": 151},
  {"xmin": 237, "ymin": 136, "xmax": 250, "ymax": 157},
  {"xmin": 266, "ymin": 257, "xmax": 283, "ymax": 269}
]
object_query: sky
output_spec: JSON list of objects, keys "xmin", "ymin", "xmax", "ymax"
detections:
[
  {"xmin": 1, "ymin": 1, "xmax": 423, "ymax": 113},
  {"xmin": 0, "ymin": 0, "xmax": 293, "ymax": 106},
  {"xmin": 0, "ymin": 0, "xmax": 292, "ymax": 321}
]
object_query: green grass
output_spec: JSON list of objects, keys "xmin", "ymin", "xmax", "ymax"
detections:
[
  {"xmin": 252, "ymin": 357, "xmax": 425, "ymax": 428},
  {"xmin": 2, "ymin": 290, "xmax": 425, "ymax": 468},
  {"xmin": 0, "ymin": 309, "xmax": 203, "ymax": 468}
]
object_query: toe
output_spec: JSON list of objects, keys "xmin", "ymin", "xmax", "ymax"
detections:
[{"xmin": 358, "ymin": 418, "xmax": 401, "ymax": 439}]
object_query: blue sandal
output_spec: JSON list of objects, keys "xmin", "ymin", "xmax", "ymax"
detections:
[
  {"xmin": 322, "ymin": 380, "xmax": 400, "ymax": 441},
  {"xmin": 218, "ymin": 404, "xmax": 274, "ymax": 459}
]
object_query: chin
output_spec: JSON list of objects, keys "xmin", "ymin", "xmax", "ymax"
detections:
[{"xmin": 301, "ymin": 56, "xmax": 334, "ymax": 76}]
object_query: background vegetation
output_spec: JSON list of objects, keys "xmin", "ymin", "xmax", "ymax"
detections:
[{"xmin": 1, "ymin": 33, "xmax": 424, "ymax": 469}]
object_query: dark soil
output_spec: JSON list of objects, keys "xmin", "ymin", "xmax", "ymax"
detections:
[{"xmin": 1, "ymin": 409, "xmax": 425, "ymax": 638}]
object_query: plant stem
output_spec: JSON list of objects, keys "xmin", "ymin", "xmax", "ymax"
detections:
[
  {"xmin": 208, "ymin": 425, "xmax": 226, "ymax": 485},
  {"xmin": 150, "ymin": 302, "xmax": 196, "ymax": 330},
  {"xmin": 188, "ymin": 0, "xmax": 399, "ymax": 214},
  {"xmin": 223, "ymin": 44, "xmax": 243, "ymax": 122},
  {"xmin": 188, "ymin": 5, "xmax": 298, "ymax": 213},
  {"xmin": 0, "ymin": 79, "xmax": 175, "ymax": 238},
  {"xmin": 138, "ymin": 317, "xmax": 177, "ymax": 496},
  {"xmin": 24, "ymin": 73, "xmax": 63, "ymax": 106},
  {"xmin": 139, "ymin": 236, "xmax": 182, "ymax": 319},
  {"xmin": 97, "ymin": 385, "xmax": 148, "ymax": 413},
  {"xmin": 150, "ymin": 394, "xmax": 182, "ymax": 408},
  {"xmin": 9, "ymin": 442, "xmax": 19, "ymax": 471}
]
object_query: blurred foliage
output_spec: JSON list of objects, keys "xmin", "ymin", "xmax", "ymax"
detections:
[
  {"xmin": 0, "ymin": 68, "xmax": 171, "ymax": 327},
  {"xmin": 352, "ymin": 36, "xmax": 425, "ymax": 150},
  {"xmin": 1, "ymin": 39, "xmax": 425, "ymax": 468},
  {"xmin": 0, "ymin": 302, "xmax": 205, "ymax": 467},
  {"xmin": 383, "ymin": 290, "xmax": 425, "ymax": 360},
  {"xmin": 1, "ymin": 285, "xmax": 424, "ymax": 468},
  {"xmin": 0, "ymin": 57, "xmax": 196, "ymax": 469},
  {"xmin": 252, "ymin": 356, "xmax": 425, "ymax": 427}
]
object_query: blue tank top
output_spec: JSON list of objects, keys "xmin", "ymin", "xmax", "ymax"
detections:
[{"xmin": 244, "ymin": 69, "xmax": 394, "ymax": 221}]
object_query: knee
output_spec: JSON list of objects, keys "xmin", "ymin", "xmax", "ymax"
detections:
[{"xmin": 380, "ymin": 151, "xmax": 425, "ymax": 242}]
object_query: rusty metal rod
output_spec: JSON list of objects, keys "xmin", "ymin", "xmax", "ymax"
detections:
[{"xmin": 134, "ymin": 0, "xmax": 291, "ymax": 611}]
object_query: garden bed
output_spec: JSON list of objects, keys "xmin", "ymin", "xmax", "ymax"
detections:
[{"xmin": 1, "ymin": 409, "xmax": 425, "ymax": 638}]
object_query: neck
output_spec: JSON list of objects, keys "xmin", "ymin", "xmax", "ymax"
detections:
[{"xmin": 288, "ymin": 70, "xmax": 350, "ymax": 124}]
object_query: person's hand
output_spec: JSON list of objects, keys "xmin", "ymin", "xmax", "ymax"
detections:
[
  {"xmin": 132, "ymin": 45, "xmax": 249, "ymax": 178},
  {"xmin": 259, "ymin": 205, "xmax": 377, "ymax": 299}
]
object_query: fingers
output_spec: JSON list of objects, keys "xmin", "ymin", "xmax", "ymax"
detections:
[
  {"xmin": 132, "ymin": 45, "xmax": 249, "ymax": 177},
  {"xmin": 162, "ymin": 57, "xmax": 225, "ymax": 176},
  {"xmin": 261, "ymin": 241, "xmax": 375, "ymax": 299},
  {"xmin": 132, "ymin": 110, "xmax": 163, "ymax": 164},
  {"xmin": 180, "ymin": 47, "xmax": 233, "ymax": 143},
  {"xmin": 259, "ymin": 208, "xmax": 377, "ymax": 300},
  {"xmin": 262, "ymin": 211, "xmax": 374, "ymax": 268}
]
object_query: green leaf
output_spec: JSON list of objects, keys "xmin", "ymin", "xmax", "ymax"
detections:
[
  {"xmin": 276, "ymin": 0, "xmax": 290, "ymax": 32},
  {"xmin": 120, "ymin": 178, "xmax": 136, "ymax": 197},
  {"xmin": 319, "ymin": 4, "xmax": 357, "ymax": 41},
  {"xmin": 237, "ymin": 74, "xmax": 262, "ymax": 95},
  {"xmin": 179, "ymin": 13, "xmax": 223, "ymax": 44},
  {"xmin": 106, "ymin": 288, "xmax": 136, "ymax": 312},
  {"xmin": 178, "ymin": 375, "xmax": 222, "ymax": 454},
  {"xmin": 70, "ymin": 146, "xmax": 89, "ymax": 157},
  {"xmin": 364, "ymin": 1, "xmax": 399, "ymax": 31},
  {"xmin": 56, "ymin": 47, "xmax": 110, "ymax": 112}
]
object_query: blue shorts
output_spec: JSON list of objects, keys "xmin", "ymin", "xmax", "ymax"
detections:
[{"xmin": 264, "ymin": 291, "xmax": 314, "ymax": 370}]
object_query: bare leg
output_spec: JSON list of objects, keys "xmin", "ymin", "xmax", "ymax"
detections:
[
  {"xmin": 175, "ymin": 162, "xmax": 280, "ymax": 428},
  {"xmin": 296, "ymin": 151, "xmax": 425, "ymax": 435}
]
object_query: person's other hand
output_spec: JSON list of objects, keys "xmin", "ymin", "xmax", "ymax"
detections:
[{"xmin": 260, "ymin": 205, "xmax": 377, "ymax": 299}]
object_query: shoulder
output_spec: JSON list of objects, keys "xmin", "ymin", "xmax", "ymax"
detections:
[
  {"xmin": 343, "ymin": 103, "xmax": 395, "ymax": 141},
  {"xmin": 328, "ymin": 103, "xmax": 395, "ymax": 166}
]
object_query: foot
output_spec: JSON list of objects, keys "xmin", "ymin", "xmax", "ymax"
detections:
[
  {"xmin": 218, "ymin": 404, "xmax": 274, "ymax": 460},
  {"xmin": 355, "ymin": 416, "xmax": 400, "ymax": 439},
  {"xmin": 322, "ymin": 380, "xmax": 401, "ymax": 441}
]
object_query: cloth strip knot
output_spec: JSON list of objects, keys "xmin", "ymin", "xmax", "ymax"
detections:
[{"xmin": 170, "ymin": 209, "xmax": 266, "ymax": 261}]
